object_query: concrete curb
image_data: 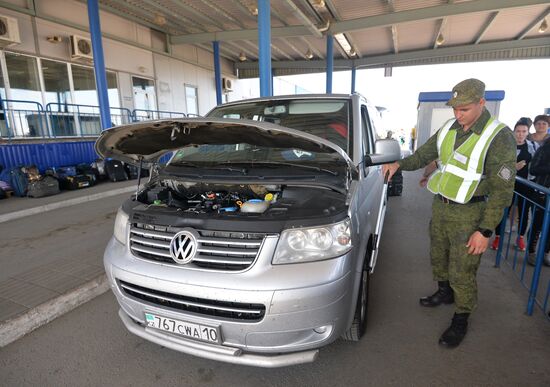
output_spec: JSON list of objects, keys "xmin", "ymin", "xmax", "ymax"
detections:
[
  {"xmin": 0, "ymin": 186, "xmax": 136, "ymax": 224},
  {"xmin": 0, "ymin": 274, "xmax": 110, "ymax": 348}
]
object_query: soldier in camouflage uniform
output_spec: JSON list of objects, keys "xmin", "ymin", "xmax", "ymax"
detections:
[{"xmin": 383, "ymin": 79, "xmax": 516, "ymax": 348}]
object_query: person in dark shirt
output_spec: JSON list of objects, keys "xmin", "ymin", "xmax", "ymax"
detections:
[
  {"xmin": 491, "ymin": 118, "xmax": 537, "ymax": 251},
  {"xmin": 528, "ymin": 135, "xmax": 550, "ymax": 266}
]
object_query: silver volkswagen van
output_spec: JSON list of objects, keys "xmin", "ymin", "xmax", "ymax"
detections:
[{"xmin": 97, "ymin": 94, "xmax": 400, "ymax": 367}]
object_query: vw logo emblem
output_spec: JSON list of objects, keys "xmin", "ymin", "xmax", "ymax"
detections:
[{"xmin": 169, "ymin": 230, "xmax": 197, "ymax": 264}]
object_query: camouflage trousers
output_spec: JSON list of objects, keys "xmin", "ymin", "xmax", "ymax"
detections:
[{"xmin": 430, "ymin": 196, "xmax": 486, "ymax": 314}]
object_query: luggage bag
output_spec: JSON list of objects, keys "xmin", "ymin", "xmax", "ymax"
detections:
[
  {"xmin": 9, "ymin": 166, "xmax": 29, "ymax": 197},
  {"xmin": 27, "ymin": 176, "xmax": 60, "ymax": 198},
  {"xmin": 104, "ymin": 159, "xmax": 128, "ymax": 182}
]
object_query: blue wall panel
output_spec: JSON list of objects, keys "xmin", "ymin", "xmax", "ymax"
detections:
[{"xmin": 0, "ymin": 141, "xmax": 99, "ymax": 172}]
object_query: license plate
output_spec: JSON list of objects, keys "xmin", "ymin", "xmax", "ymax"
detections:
[
  {"xmin": 144, "ymin": 313, "xmax": 220, "ymax": 344},
  {"xmin": 78, "ymin": 181, "xmax": 90, "ymax": 187}
]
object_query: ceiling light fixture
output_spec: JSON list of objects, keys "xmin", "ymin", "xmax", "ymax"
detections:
[
  {"xmin": 313, "ymin": 0, "xmax": 326, "ymax": 8},
  {"xmin": 436, "ymin": 32, "xmax": 445, "ymax": 46},
  {"xmin": 154, "ymin": 14, "xmax": 166, "ymax": 26},
  {"xmin": 250, "ymin": 7, "xmax": 258, "ymax": 16},
  {"xmin": 238, "ymin": 52, "xmax": 247, "ymax": 62},
  {"xmin": 349, "ymin": 48, "xmax": 357, "ymax": 57},
  {"xmin": 305, "ymin": 48, "xmax": 313, "ymax": 60},
  {"xmin": 539, "ymin": 18, "xmax": 548, "ymax": 33}
]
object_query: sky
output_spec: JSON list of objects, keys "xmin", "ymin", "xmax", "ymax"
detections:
[{"xmin": 276, "ymin": 58, "xmax": 550, "ymax": 135}]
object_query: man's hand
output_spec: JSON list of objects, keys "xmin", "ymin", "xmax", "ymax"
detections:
[
  {"xmin": 419, "ymin": 175, "xmax": 429, "ymax": 187},
  {"xmin": 381, "ymin": 162, "xmax": 400, "ymax": 181},
  {"xmin": 516, "ymin": 160, "xmax": 526, "ymax": 171},
  {"xmin": 466, "ymin": 231, "xmax": 490, "ymax": 255}
]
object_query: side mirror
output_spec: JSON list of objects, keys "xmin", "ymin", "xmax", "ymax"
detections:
[{"xmin": 364, "ymin": 139, "xmax": 402, "ymax": 166}]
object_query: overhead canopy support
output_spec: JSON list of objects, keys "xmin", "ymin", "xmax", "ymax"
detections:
[
  {"xmin": 351, "ymin": 65, "xmax": 356, "ymax": 94},
  {"xmin": 326, "ymin": 35, "xmax": 333, "ymax": 93},
  {"xmin": 213, "ymin": 41, "xmax": 222, "ymax": 105},
  {"xmin": 236, "ymin": 36, "xmax": 550, "ymax": 74},
  {"xmin": 258, "ymin": 0, "xmax": 272, "ymax": 97},
  {"xmin": 170, "ymin": 0, "xmax": 549, "ymax": 45},
  {"xmin": 87, "ymin": 0, "xmax": 111, "ymax": 130}
]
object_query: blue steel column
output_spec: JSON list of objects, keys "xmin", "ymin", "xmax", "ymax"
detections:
[
  {"xmin": 351, "ymin": 65, "xmax": 356, "ymax": 93},
  {"xmin": 527, "ymin": 194, "xmax": 550, "ymax": 315},
  {"xmin": 326, "ymin": 35, "xmax": 333, "ymax": 93},
  {"xmin": 87, "ymin": 0, "xmax": 111, "ymax": 129},
  {"xmin": 213, "ymin": 41, "xmax": 222, "ymax": 105},
  {"xmin": 258, "ymin": 0, "xmax": 272, "ymax": 97}
]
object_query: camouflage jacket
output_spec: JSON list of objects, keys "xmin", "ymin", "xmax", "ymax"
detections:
[{"xmin": 398, "ymin": 108, "xmax": 516, "ymax": 230}]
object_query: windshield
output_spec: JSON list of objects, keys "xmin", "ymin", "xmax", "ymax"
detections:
[
  {"xmin": 206, "ymin": 98, "xmax": 351, "ymax": 153},
  {"xmin": 168, "ymin": 143, "xmax": 345, "ymax": 170}
]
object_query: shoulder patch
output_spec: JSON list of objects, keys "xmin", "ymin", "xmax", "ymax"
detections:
[{"xmin": 497, "ymin": 165, "xmax": 513, "ymax": 181}]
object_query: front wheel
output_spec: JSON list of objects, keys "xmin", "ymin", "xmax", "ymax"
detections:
[{"xmin": 342, "ymin": 261, "xmax": 370, "ymax": 341}]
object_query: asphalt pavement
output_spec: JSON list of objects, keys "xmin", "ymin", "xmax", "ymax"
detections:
[
  {"xmin": 0, "ymin": 179, "xmax": 137, "ymax": 346},
  {"xmin": 0, "ymin": 170, "xmax": 549, "ymax": 385}
]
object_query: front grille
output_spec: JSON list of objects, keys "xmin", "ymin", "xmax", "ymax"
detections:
[
  {"xmin": 129, "ymin": 223, "xmax": 267, "ymax": 271},
  {"xmin": 118, "ymin": 280, "xmax": 265, "ymax": 322}
]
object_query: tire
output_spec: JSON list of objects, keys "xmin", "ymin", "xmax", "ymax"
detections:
[{"xmin": 342, "ymin": 260, "xmax": 370, "ymax": 341}]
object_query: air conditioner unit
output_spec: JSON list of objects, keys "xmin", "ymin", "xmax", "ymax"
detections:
[
  {"xmin": 70, "ymin": 35, "xmax": 93, "ymax": 61},
  {"xmin": 222, "ymin": 78, "xmax": 233, "ymax": 92},
  {"xmin": 0, "ymin": 14, "xmax": 21, "ymax": 48}
]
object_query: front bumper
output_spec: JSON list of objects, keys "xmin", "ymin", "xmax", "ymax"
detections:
[{"xmin": 104, "ymin": 237, "xmax": 355, "ymax": 367}]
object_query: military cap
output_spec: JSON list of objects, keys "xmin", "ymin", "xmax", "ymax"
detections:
[{"xmin": 446, "ymin": 78, "xmax": 485, "ymax": 107}]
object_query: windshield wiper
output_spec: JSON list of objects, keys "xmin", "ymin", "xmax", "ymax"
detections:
[
  {"xmin": 169, "ymin": 161, "xmax": 200, "ymax": 168},
  {"xmin": 216, "ymin": 161, "xmax": 338, "ymax": 176}
]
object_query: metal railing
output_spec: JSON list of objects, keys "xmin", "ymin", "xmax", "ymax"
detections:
[
  {"xmin": 494, "ymin": 176, "xmax": 550, "ymax": 319},
  {"xmin": 0, "ymin": 99, "xmax": 190, "ymax": 140},
  {"xmin": 46, "ymin": 103, "xmax": 133, "ymax": 137},
  {"xmin": 132, "ymin": 109, "xmax": 186, "ymax": 122},
  {"xmin": 1, "ymin": 100, "xmax": 48, "ymax": 139}
]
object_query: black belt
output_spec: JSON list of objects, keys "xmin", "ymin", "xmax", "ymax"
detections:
[{"xmin": 437, "ymin": 194, "xmax": 487, "ymax": 204}]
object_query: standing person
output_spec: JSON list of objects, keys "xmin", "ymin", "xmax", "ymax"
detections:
[
  {"xmin": 491, "ymin": 118, "xmax": 537, "ymax": 251},
  {"xmin": 527, "ymin": 136, "xmax": 550, "ymax": 266},
  {"xmin": 382, "ymin": 79, "xmax": 516, "ymax": 348},
  {"xmin": 527, "ymin": 114, "xmax": 550, "ymax": 147}
]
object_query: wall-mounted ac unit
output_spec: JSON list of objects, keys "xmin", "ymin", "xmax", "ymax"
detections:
[
  {"xmin": 222, "ymin": 78, "xmax": 233, "ymax": 92},
  {"xmin": 70, "ymin": 35, "xmax": 93, "ymax": 61},
  {"xmin": 0, "ymin": 14, "xmax": 21, "ymax": 48}
]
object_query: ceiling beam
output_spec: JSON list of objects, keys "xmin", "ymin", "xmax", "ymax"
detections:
[
  {"xmin": 516, "ymin": 6, "xmax": 550, "ymax": 40},
  {"xmin": 171, "ymin": 0, "xmax": 549, "ymax": 44},
  {"xmin": 171, "ymin": 26, "xmax": 311, "ymax": 44},
  {"xmin": 283, "ymin": 0, "xmax": 323, "ymax": 38},
  {"xmin": 330, "ymin": 0, "xmax": 550, "ymax": 34},
  {"xmin": 474, "ymin": 11, "xmax": 499, "ymax": 44},
  {"xmin": 236, "ymin": 36, "xmax": 550, "ymax": 70}
]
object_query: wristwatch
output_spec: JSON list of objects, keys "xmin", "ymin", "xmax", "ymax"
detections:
[{"xmin": 477, "ymin": 228, "xmax": 493, "ymax": 238}]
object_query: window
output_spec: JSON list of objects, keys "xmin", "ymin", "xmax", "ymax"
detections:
[
  {"xmin": 107, "ymin": 71, "xmax": 120, "ymax": 108},
  {"xmin": 132, "ymin": 76, "xmax": 156, "ymax": 112},
  {"xmin": 5, "ymin": 53, "xmax": 41, "ymax": 103},
  {"xmin": 42, "ymin": 59, "xmax": 71, "ymax": 111},
  {"xmin": 72, "ymin": 64, "xmax": 97, "ymax": 110},
  {"xmin": 4, "ymin": 53, "xmax": 43, "ymax": 137},
  {"xmin": 185, "ymin": 85, "xmax": 198, "ymax": 116}
]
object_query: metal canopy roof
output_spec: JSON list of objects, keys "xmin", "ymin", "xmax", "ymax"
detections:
[{"xmin": 97, "ymin": 0, "xmax": 550, "ymax": 78}]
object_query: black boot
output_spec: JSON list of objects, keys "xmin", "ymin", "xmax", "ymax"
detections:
[
  {"xmin": 419, "ymin": 281, "xmax": 454, "ymax": 307},
  {"xmin": 439, "ymin": 313, "xmax": 469, "ymax": 348}
]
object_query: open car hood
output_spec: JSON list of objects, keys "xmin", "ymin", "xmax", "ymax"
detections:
[{"xmin": 95, "ymin": 118, "xmax": 354, "ymax": 170}]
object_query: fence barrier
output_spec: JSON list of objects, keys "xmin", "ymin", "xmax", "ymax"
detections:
[
  {"xmin": 132, "ymin": 109, "xmax": 186, "ymax": 122},
  {"xmin": 494, "ymin": 176, "xmax": 550, "ymax": 320},
  {"xmin": 0, "ymin": 99, "xmax": 188, "ymax": 140}
]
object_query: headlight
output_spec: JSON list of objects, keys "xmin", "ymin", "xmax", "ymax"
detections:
[
  {"xmin": 113, "ymin": 207, "xmax": 129, "ymax": 245},
  {"xmin": 272, "ymin": 218, "xmax": 352, "ymax": 264}
]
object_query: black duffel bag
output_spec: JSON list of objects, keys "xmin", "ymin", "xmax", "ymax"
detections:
[{"xmin": 27, "ymin": 176, "xmax": 60, "ymax": 198}]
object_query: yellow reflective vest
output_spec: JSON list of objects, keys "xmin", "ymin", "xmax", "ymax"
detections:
[{"xmin": 427, "ymin": 117, "xmax": 506, "ymax": 204}]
